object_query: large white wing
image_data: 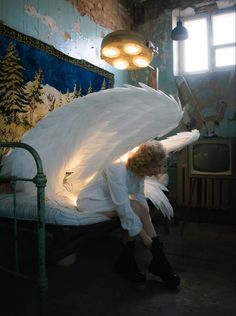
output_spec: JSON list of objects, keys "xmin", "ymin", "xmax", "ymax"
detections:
[{"xmin": 1, "ymin": 83, "xmax": 182, "ymax": 206}]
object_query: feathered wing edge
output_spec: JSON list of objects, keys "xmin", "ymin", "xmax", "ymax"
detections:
[
  {"xmin": 159, "ymin": 129, "xmax": 200, "ymax": 153},
  {"xmin": 144, "ymin": 178, "xmax": 173, "ymax": 219}
]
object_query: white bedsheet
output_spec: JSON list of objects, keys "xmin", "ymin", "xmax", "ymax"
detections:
[{"xmin": 0, "ymin": 193, "xmax": 110, "ymax": 226}]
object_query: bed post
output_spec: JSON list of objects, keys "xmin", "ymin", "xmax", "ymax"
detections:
[
  {"xmin": 0, "ymin": 142, "xmax": 48, "ymax": 316},
  {"xmin": 34, "ymin": 171, "xmax": 48, "ymax": 316}
]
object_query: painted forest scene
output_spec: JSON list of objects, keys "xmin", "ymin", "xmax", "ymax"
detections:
[{"xmin": 0, "ymin": 25, "xmax": 113, "ymax": 161}]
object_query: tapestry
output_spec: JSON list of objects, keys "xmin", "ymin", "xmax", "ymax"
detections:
[{"xmin": 0, "ymin": 24, "xmax": 114, "ymax": 160}]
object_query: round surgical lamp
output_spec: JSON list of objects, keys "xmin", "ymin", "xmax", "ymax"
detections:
[
  {"xmin": 101, "ymin": 30, "xmax": 155, "ymax": 70},
  {"xmin": 171, "ymin": 9, "xmax": 189, "ymax": 41}
]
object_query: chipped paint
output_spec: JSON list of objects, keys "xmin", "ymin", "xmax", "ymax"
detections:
[
  {"xmin": 74, "ymin": 20, "xmax": 81, "ymax": 34},
  {"xmin": 24, "ymin": 4, "xmax": 59, "ymax": 33}
]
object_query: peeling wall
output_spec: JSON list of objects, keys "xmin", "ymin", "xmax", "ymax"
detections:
[
  {"xmin": 66, "ymin": 0, "xmax": 131, "ymax": 31},
  {"xmin": 0, "ymin": 0, "xmax": 130, "ymax": 87},
  {"xmin": 185, "ymin": 72, "xmax": 236, "ymax": 138},
  {"xmin": 128, "ymin": 9, "xmax": 175, "ymax": 94},
  {"xmin": 0, "ymin": 0, "xmax": 235, "ymax": 138}
]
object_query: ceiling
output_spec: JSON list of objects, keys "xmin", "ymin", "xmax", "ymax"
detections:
[{"xmin": 121, "ymin": 0, "xmax": 217, "ymax": 10}]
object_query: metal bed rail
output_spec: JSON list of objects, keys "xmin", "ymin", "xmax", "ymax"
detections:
[{"xmin": 0, "ymin": 142, "xmax": 48, "ymax": 316}]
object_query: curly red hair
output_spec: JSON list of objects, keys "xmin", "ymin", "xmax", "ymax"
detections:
[{"xmin": 126, "ymin": 140, "xmax": 167, "ymax": 177}]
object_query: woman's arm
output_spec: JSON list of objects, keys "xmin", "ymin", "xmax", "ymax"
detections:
[{"xmin": 103, "ymin": 162, "xmax": 143, "ymax": 237}]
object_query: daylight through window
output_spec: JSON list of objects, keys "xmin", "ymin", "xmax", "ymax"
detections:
[{"xmin": 175, "ymin": 10, "xmax": 236, "ymax": 75}]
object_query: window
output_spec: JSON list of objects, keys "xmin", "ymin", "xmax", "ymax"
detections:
[
  {"xmin": 184, "ymin": 18, "xmax": 208, "ymax": 72},
  {"xmin": 212, "ymin": 12, "xmax": 235, "ymax": 67},
  {"xmin": 175, "ymin": 10, "xmax": 236, "ymax": 75}
]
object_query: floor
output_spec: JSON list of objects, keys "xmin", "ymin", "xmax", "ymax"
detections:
[{"xmin": 0, "ymin": 219, "xmax": 236, "ymax": 316}]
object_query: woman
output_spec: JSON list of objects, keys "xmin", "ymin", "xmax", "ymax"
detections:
[{"xmin": 76, "ymin": 140, "xmax": 180, "ymax": 286}]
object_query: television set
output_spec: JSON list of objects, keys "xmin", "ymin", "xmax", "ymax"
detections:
[{"xmin": 189, "ymin": 138, "xmax": 236, "ymax": 177}]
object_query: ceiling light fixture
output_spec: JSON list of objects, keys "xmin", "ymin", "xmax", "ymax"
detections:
[
  {"xmin": 112, "ymin": 59, "xmax": 129, "ymax": 70},
  {"xmin": 102, "ymin": 46, "xmax": 120, "ymax": 58},
  {"xmin": 101, "ymin": 30, "xmax": 158, "ymax": 70},
  {"xmin": 171, "ymin": 9, "xmax": 189, "ymax": 41},
  {"xmin": 133, "ymin": 56, "xmax": 150, "ymax": 68}
]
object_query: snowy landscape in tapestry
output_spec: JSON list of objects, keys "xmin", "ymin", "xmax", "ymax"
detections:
[{"xmin": 0, "ymin": 32, "xmax": 109, "ymax": 152}]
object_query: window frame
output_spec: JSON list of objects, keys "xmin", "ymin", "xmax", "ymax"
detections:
[{"xmin": 175, "ymin": 8, "xmax": 236, "ymax": 75}]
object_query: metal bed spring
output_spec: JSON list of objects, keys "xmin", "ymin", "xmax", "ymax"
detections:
[{"xmin": 0, "ymin": 142, "xmax": 48, "ymax": 316}]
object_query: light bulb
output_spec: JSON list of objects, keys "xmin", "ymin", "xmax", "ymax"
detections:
[
  {"xmin": 112, "ymin": 59, "xmax": 129, "ymax": 70},
  {"xmin": 132, "ymin": 56, "xmax": 150, "ymax": 68},
  {"xmin": 102, "ymin": 46, "xmax": 120, "ymax": 58},
  {"xmin": 123, "ymin": 43, "xmax": 142, "ymax": 55}
]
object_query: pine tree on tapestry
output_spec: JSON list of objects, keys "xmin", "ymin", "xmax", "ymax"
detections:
[
  {"xmin": 66, "ymin": 88, "xmax": 71, "ymax": 103},
  {"xmin": 72, "ymin": 81, "xmax": 79, "ymax": 99},
  {"xmin": 78, "ymin": 85, "xmax": 83, "ymax": 97},
  {"xmin": 87, "ymin": 81, "xmax": 93, "ymax": 94},
  {"xmin": 57, "ymin": 92, "xmax": 63, "ymax": 108},
  {"xmin": 27, "ymin": 69, "xmax": 44, "ymax": 125},
  {"xmin": 101, "ymin": 78, "xmax": 106, "ymax": 90},
  {"xmin": 0, "ymin": 41, "xmax": 28, "ymax": 123}
]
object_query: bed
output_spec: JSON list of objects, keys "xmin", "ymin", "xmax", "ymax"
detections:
[
  {"xmin": 0, "ymin": 24, "xmax": 116, "ymax": 316},
  {"xmin": 0, "ymin": 142, "xmax": 121, "ymax": 316},
  {"xmin": 0, "ymin": 24, "xmax": 173, "ymax": 316}
]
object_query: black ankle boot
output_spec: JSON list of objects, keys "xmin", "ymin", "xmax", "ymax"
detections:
[
  {"xmin": 149, "ymin": 236, "xmax": 180, "ymax": 286},
  {"xmin": 114, "ymin": 241, "xmax": 146, "ymax": 283}
]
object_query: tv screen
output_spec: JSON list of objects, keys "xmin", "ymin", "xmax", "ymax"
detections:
[
  {"xmin": 189, "ymin": 138, "xmax": 236, "ymax": 177},
  {"xmin": 193, "ymin": 143, "xmax": 230, "ymax": 173}
]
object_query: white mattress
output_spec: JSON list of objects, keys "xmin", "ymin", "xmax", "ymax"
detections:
[{"xmin": 0, "ymin": 193, "xmax": 110, "ymax": 226}]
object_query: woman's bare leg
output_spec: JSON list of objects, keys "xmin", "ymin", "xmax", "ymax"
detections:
[
  {"xmin": 99, "ymin": 200, "xmax": 156, "ymax": 248},
  {"xmin": 130, "ymin": 200, "xmax": 157, "ymax": 248}
]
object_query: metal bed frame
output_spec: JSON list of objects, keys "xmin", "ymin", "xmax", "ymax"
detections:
[
  {"xmin": 0, "ymin": 142, "xmax": 121, "ymax": 316},
  {"xmin": 0, "ymin": 142, "xmax": 48, "ymax": 316}
]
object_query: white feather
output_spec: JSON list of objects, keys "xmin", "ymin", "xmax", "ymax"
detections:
[
  {"xmin": 144, "ymin": 177, "xmax": 173, "ymax": 219},
  {"xmin": 160, "ymin": 130, "xmax": 200, "ymax": 153}
]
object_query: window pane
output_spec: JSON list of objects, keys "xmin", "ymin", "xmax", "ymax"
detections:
[
  {"xmin": 212, "ymin": 12, "xmax": 236, "ymax": 45},
  {"xmin": 184, "ymin": 18, "xmax": 208, "ymax": 72},
  {"xmin": 215, "ymin": 46, "xmax": 236, "ymax": 67}
]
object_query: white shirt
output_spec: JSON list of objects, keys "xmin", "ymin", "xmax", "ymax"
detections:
[{"xmin": 77, "ymin": 160, "xmax": 148, "ymax": 236}]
